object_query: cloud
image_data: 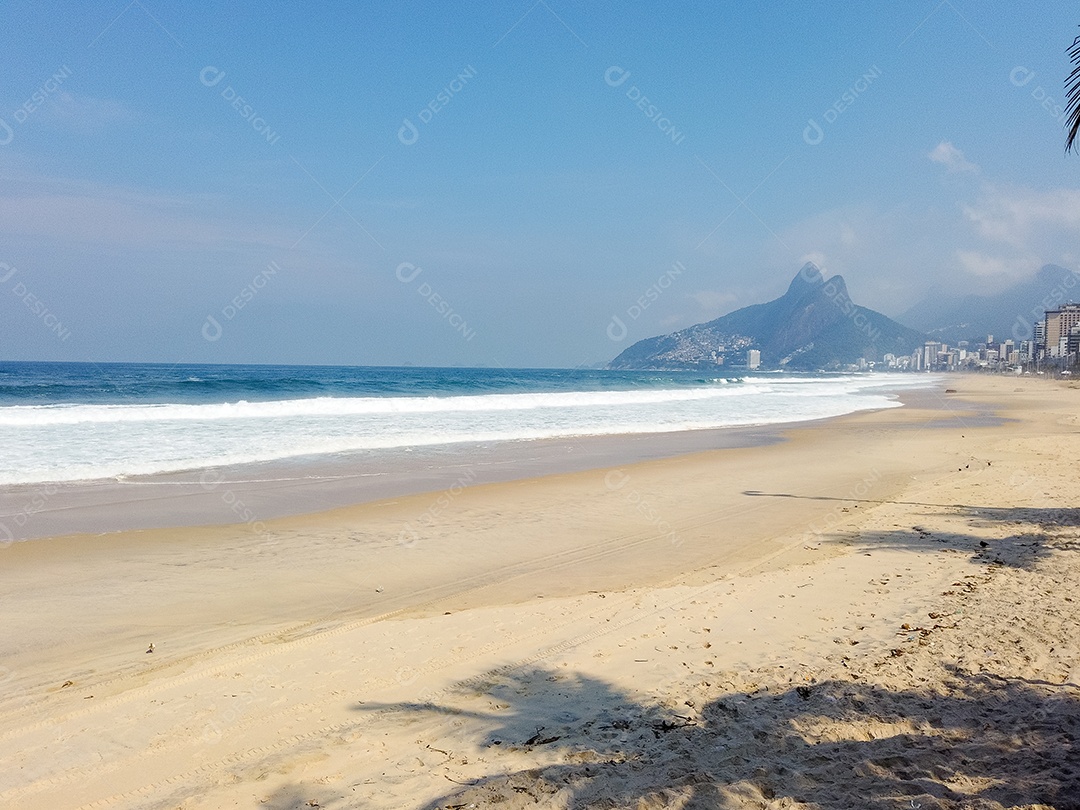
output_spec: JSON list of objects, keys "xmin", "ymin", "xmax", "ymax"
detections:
[
  {"xmin": 928, "ymin": 141, "xmax": 979, "ymax": 173},
  {"xmin": 962, "ymin": 185, "xmax": 1080, "ymax": 249},
  {"xmin": 774, "ymin": 204, "xmax": 917, "ymax": 286},
  {"xmin": 691, "ymin": 289, "xmax": 737, "ymax": 312},
  {"xmin": 953, "ymin": 249, "xmax": 1037, "ymax": 280},
  {"xmin": 770, "ymin": 146, "xmax": 1080, "ymax": 315}
]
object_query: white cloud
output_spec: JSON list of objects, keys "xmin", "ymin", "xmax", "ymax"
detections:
[
  {"xmin": 953, "ymin": 249, "xmax": 1037, "ymax": 281},
  {"xmin": 773, "ymin": 204, "xmax": 920, "ymax": 292},
  {"xmin": 962, "ymin": 185, "xmax": 1080, "ymax": 248},
  {"xmin": 691, "ymin": 289, "xmax": 737, "ymax": 312},
  {"xmin": 769, "ymin": 150, "xmax": 1080, "ymax": 315},
  {"xmin": 928, "ymin": 141, "xmax": 979, "ymax": 173}
]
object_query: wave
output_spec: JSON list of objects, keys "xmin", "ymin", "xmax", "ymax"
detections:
[
  {"xmin": 0, "ymin": 384, "xmax": 772, "ymax": 426},
  {"xmin": 0, "ymin": 374, "xmax": 933, "ymax": 427},
  {"xmin": 0, "ymin": 400, "xmax": 905, "ymax": 486},
  {"xmin": 0, "ymin": 374, "xmax": 939, "ymax": 486}
]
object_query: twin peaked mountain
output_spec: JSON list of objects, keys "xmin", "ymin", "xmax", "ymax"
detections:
[{"xmin": 608, "ymin": 263, "xmax": 924, "ymax": 371}]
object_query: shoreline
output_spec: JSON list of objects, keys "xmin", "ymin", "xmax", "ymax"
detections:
[
  {"xmin": 0, "ymin": 378, "xmax": 1020, "ymax": 680},
  {"xmin": 1, "ymin": 374, "xmax": 1077, "ymax": 808},
  {"xmin": 0, "ymin": 377, "xmax": 963, "ymax": 542}
]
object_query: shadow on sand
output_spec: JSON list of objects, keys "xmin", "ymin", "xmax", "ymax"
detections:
[
  {"xmin": 351, "ymin": 663, "xmax": 1080, "ymax": 809},
  {"xmin": 746, "ymin": 490, "xmax": 1080, "ymax": 571},
  {"xmin": 260, "ymin": 499, "xmax": 1080, "ymax": 809}
]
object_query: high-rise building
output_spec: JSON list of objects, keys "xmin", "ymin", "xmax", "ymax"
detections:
[
  {"xmin": 1045, "ymin": 304, "xmax": 1080, "ymax": 358},
  {"xmin": 923, "ymin": 341, "xmax": 942, "ymax": 369},
  {"xmin": 1068, "ymin": 325, "xmax": 1080, "ymax": 358},
  {"xmin": 747, "ymin": 349, "xmax": 761, "ymax": 370}
]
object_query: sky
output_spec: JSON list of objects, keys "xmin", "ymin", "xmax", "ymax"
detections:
[{"xmin": 1, "ymin": 0, "xmax": 1078, "ymax": 368}]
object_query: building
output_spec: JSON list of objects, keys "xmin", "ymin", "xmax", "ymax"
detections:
[
  {"xmin": 1069, "ymin": 325, "xmax": 1080, "ymax": 358},
  {"xmin": 747, "ymin": 349, "xmax": 761, "ymax": 370},
  {"xmin": 922, "ymin": 341, "xmax": 941, "ymax": 369},
  {"xmin": 1045, "ymin": 304, "xmax": 1080, "ymax": 358}
]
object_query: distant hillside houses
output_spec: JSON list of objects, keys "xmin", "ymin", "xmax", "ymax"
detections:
[{"xmin": 902, "ymin": 303, "xmax": 1080, "ymax": 373}]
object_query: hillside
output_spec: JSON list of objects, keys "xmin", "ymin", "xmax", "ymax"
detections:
[{"xmin": 609, "ymin": 264, "xmax": 926, "ymax": 370}]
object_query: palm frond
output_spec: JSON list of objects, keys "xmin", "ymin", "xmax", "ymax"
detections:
[{"xmin": 1067, "ymin": 31, "xmax": 1080, "ymax": 152}]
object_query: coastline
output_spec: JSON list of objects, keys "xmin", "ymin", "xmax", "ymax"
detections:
[
  {"xmin": 1, "ymin": 374, "xmax": 1077, "ymax": 808},
  {"xmin": 0, "ymin": 375, "xmax": 949, "ymax": 542}
]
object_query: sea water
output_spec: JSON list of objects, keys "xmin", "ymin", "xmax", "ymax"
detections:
[{"xmin": 0, "ymin": 362, "xmax": 934, "ymax": 486}]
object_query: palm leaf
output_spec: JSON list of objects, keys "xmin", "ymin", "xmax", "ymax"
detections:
[{"xmin": 1067, "ymin": 30, "xmax": 1080, "ymax": 152}]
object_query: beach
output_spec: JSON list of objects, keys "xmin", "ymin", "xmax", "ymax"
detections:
[{"xmin": 1, "ymin": 374, "xmax": 1078, "ymax": 809}]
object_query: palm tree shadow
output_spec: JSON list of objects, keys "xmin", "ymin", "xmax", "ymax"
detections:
[
  {"xmin": 964, "ymin": 505, "xmax": 1080, "ymax": 531},
  {"xmin": 358, "ymin": 665, "xmax": 1080, "ymax": 809},
  {"xmin": 356, "ymin": 668, "xmax": 693, "ymax": 806},
  {"xmin": 744, "ymin": 490, "xmax": 1080, "ymax": 570},
  {"xmin": 828, "ymin": 526, "xmax": 1055, "ymax": 571}
]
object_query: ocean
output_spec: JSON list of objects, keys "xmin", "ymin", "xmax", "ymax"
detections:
[{"xmin": 0, "ymin": 362, "xmax": 935, "ymax": 488}]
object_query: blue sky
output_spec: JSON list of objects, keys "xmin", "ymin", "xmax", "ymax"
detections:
[{"xmin": 1, "ymin": 0, "xmax": 1078, "ymax": 367}]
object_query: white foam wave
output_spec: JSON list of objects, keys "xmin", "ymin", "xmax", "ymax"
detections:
[
  {"xmin": 0, "ymin": 375, "xmax": 939, "ymax": 486},
  {"xmin": 0, "ymin": 385, "xmax": 771, "ymax": 426}
]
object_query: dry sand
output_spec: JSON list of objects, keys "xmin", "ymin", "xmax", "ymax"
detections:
[{"xmin": 1, "ymin": 375, "xmax": 1078, "ymax": 809}]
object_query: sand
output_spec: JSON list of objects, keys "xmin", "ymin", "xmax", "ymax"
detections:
[{"xmin": 1, "ymin": 375, "xmax": 1078, "ymax": 809}]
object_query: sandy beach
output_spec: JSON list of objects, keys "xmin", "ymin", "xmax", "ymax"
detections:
[{"xmin": 1, "ymin": 374, "xmax": 1078, "ymax": 809}]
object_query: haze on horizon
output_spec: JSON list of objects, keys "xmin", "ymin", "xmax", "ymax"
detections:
[{"xmin": 1, "ymin": 0, "xmax": 1077, "ymax": 369}]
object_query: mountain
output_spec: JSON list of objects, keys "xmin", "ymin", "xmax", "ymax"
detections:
[
  {"xmin": 608, "ymin": 263, "xmax": 926, "ymax": 371},
  {"xmin": 899, "ymin": 264, "xmax": 1078, "ymax": 345}
]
